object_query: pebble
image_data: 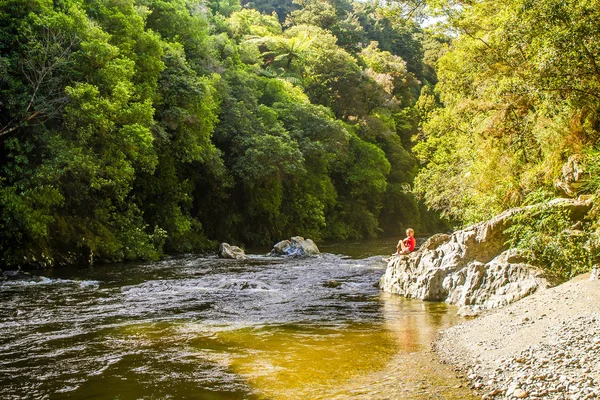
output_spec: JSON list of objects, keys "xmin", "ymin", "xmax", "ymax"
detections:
[
  {"xmin": 513, "ymin": 388, "xmax": 528, "ymax": 398},
  {"xmin": 451, "ymin": 314, "xmax": 600, "ymax": 399}
]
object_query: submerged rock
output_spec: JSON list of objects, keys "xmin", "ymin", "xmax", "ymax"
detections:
[
  {"xmin": 218, "ymin": 279, "xmax": 271, "ymax": 290},
  {"xmin": 323, "ymin": 280, "xmax": 342, "ymax": 288},
  {"xmin": 219, "ymin": 243, "xmax": 248, "ymax": 260},
  {"xmin": 2, "ymin": 270, "xmax": 28, "ymax": 280},
  {"xmin": 379, "ymin": 198, "xmax": 592, "ymax": 312},
  {"xmin": 457, "ymin": 305, "xmax": 480, "ymax": 317},
  {"xmin": 269, "ymin": 236, "xmax": 320, "ymax": 257}
]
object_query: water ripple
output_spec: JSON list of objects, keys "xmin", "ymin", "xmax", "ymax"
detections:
[{"xmin": 0, "ymin": 251, "xmax": 474, "ymax": 399}]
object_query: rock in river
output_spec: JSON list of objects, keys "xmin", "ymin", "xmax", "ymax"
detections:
[
  {"xmin": 219, "ymin": 243, "xmax": 248, "ymax": 260},
  {"xmin": 269, "ymin": 236, "xmax": 320, "ymax": 257},
  {"xmin": 323, "ymin": 280, "xmax": 342, "ymax": 288}
]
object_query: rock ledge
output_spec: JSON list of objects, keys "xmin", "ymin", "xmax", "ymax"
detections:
[{"xmin": 379, "ymin": 198, "xmax": 592, "ymax": 314}]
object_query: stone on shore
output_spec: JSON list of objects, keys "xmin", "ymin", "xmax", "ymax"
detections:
[
  {"xmin": 434, "ymin": 273, "xmax": 600, "ymax": 400},
  {"xmin": 269, "ymin": 236, "xmax": 320, "ymax": 257},
  {"xmin": 379, "ymin": 198, "xmax": 592, "ymax": 312},
  {"xmin": 591, "ymin": 266, "xmax": 599, "ymax": 281},
  {"xmin": 219, "ymin": 243, "xmax": 248, "ymax": 260}
]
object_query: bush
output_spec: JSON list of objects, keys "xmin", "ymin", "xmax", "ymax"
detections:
[{"xmin": 505, "ymin": 199, "xmax": 599, "ymax": 283}]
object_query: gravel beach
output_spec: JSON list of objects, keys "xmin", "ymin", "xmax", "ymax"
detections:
[{"xmin": 434, "ymin": 273, "xmax": 600, "ymax": 399}]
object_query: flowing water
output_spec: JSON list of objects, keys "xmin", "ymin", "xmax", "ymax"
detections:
[{"xmin": 0, "ymin": 239, "xmax": 477, "ymax": 399}]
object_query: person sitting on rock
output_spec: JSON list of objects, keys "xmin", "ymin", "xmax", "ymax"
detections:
[{"xmin": 394, "ymin": 228, "xmax": 416, "ymax": 255}]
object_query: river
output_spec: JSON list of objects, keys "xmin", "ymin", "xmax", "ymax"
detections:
[{"xmin": 0, "ymin": 239, "xmax": 477, "ymax": 399}]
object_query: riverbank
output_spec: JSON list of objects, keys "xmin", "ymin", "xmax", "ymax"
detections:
[{"xmin": 434, "ymin": 273, "xmax": 600, "ymax": 399}]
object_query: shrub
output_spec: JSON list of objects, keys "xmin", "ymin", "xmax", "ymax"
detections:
[{"xmin": 505, "ymin": 198, "xmax": 599, "ymax": 284}]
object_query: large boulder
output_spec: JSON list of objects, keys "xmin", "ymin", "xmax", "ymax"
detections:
[
  {"xmin": 379, "ymin": 198, "xmax": 592, "ymax": 314},
  {"xmin": 270, "ymin": 240, "xmax": 292, "ymax": 256},
  {"xmin": 219, "ymin": 243, "xmax": 248, "ymax": 260},
  {"xmin": 269, "ymin": 236, "xmax": 320, "ymax": 257}
]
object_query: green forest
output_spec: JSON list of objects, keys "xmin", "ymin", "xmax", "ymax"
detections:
[{"xmin": 1, "ymin": 0, "xmax": 599, "ymax": 271}]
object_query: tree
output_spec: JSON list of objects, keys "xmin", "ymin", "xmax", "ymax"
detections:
[
  {"xmin": 241, "ymin": 0, "xmax": 299, "ymax": 23},
  {"xmin": 414, "ymin": 0, "xmax": 600, "ymax": 225},
  {"xmin": 0, "ymin": 0, "xmax": 449, "ymax": 267}
]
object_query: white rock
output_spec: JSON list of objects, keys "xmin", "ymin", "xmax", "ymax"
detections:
[
  {"xmin": 269, "ymin": 236, "xmax": 320, "ymax": 257},
  {"xmin": 457, "ymin": 306, "xmax": 480, "ymax": 317},
  {"xmin": 513, "ymin": 388, "xmax": 528, "ymax": 398},
  {"xmin": 379, "ymin": 204, "xmax": 581, "ymax": 310},
  {"xmin": 219, "ymin": 243, "xmax": 247, "ymax": 260}
]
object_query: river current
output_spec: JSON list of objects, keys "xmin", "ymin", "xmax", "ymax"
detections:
[{"xmin": 0, "ymin": 239, "xmax": 477, "ymax": 399}]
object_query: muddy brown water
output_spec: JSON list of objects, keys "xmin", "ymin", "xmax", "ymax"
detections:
[{"xmin": 0, "ymin": 239, "xmax": 476, "ymax": 399}]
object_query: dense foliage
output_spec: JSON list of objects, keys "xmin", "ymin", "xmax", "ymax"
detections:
[
  {"xmin": 415, "ymin": 0, "xmax": 600, "ymax": 224},
  {"xmin": 414, "ymin": 0, "xmax": 600, "ymax": 279},
  {"xmin": 505, "ymin": 195, "xmax": 599, "ymax": 283},
  {"xmin": 0, "ymin": 0, "xmax": 447, "ymax": 267}
]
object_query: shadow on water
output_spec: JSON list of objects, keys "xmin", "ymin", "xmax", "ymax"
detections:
[{"xmin": 0, "ymin": 246, "xmax": 476, "ymax": 400}]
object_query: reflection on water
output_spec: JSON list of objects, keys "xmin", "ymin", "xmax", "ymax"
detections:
[
  {"xmin": 0, "ymin": 250, "xmax": 476, "ymax": 399},
  {"xmin": 218, "ymin": 323, "xmax": 397, "ymax": 399},
  {"xmin": 382, "ymin": 293, "xmax": 455, "ymax": 351}
]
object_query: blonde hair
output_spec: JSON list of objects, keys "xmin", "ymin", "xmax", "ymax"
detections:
[{"xmin": 406, "ymin": 228, "xmax": 414, "ymax": 236}]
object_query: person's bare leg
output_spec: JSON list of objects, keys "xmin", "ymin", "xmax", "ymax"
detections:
[
  {"xmin": 394, "ymin": 241, "xmax": 402, "ymax": 255},
  {"xmin": 399, "ymin": 241, "xmax": 408, "ymax": 254}
]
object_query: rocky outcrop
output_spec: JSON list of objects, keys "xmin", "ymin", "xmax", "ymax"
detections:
[
  {"xmin": 269, "ymin": 236, "xmax": 320, "ymax": 257},
  {"xmin": 379, "ymin": 198, "xmax": 592, "ymax": 314},
  {"xmin": 555, "ymin": 154, "xmax": 585, "ymax": 197},
  {"xmin": 219, "ymin": 243, "xmax": 248, "ymax": 260},
  {"xmin": 591, "ymin": 266, "xmax": 599, "ymax": 281}
]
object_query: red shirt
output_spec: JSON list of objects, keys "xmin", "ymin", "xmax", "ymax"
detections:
[{"xmin": 404, "ymin": 236, "xmax": 416, "ymax": 252}]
